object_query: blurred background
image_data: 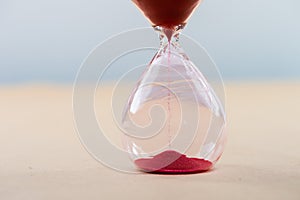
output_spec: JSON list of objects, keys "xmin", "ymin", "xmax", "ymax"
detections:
[
  {"xmin": 1, "ymin": 0, "xmax": 299, "ymax": 85},
  {"xmin": 1, "ymin": 1, "xmax": 300, "ymax": 198}
]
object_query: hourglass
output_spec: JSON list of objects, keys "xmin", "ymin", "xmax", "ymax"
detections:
[{"xmin": 121, "ymin": 0, "xmax": 226, "ymax": 174}]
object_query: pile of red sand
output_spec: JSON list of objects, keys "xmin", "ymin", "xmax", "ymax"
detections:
[{"xmin": 134, "ymin": 150, "xmax": 212, "ymax": 174}]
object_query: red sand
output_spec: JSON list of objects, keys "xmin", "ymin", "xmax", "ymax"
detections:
[
  {"xmin": 134, "ymin": 150, "xmax": 212, "ymax": 174},
  {"xmin": 132, "ymin": 0, "xmax": 201, "ymax": 29}
]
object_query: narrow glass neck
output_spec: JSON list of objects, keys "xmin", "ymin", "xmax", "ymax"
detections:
[{"xmin": 153, "ymin": 24, "xmax": 185, "ymax": 46}]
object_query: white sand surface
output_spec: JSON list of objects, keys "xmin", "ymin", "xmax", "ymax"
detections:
[{"xmin": 0, "ymin": 82, "xmax": 299, "ymax": 200}]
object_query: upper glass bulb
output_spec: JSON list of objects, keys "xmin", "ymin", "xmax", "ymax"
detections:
[{"xmin": 132, "ymin": 0, "xmax": 202, "ymax": 29}]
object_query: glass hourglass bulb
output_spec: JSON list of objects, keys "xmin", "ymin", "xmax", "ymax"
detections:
[{"xmin": 121, "ymin": 0, "xmax": 226, "ymax": 174}]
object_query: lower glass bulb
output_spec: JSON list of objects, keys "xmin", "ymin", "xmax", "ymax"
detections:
[{"xmin": 122, "ymin": 30, "xmax": 226, "ymax": 174}]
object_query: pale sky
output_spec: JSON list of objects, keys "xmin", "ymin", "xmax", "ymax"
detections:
[{"xmin": 0, "ymin": 0, "xmax": 299, "ymax": 84}]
